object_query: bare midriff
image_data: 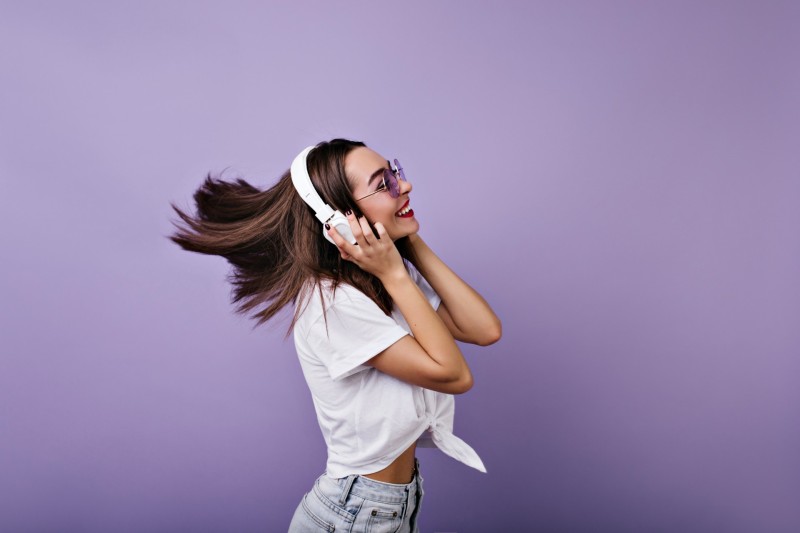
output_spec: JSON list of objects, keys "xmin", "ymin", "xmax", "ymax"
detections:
[{"xmin": 362, "ymin": 441, "xmax": 417, "ymax": 484}]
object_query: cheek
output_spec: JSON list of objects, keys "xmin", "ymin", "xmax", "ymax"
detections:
[
  {"xmin": 361, "ymin": 201, "xmax": 407, "ymax": 236},
  {"xmin": 379, "ymin": 211, "xmax": 401, "ymax": 238},
  {"xmin": 366, "ymin": 205, "xmax": 398, "ymax": 226},
  {"xmin": 359, "ymin": 207, "xmax": 395, "ymax": 233}
]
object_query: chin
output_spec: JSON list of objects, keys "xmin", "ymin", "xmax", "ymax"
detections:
[{"xmin": 390, "ymin": 223, "xmax": 419, "ymax": 241}]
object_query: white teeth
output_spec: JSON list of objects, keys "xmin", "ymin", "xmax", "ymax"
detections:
[{"xmin": 396, "ymin": 205, "xmax": 411, "ymax": 216}]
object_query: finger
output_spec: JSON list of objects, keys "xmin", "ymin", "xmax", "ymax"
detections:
[
  {"xmin": 357, "ymin": 216, "xmax": 376, "ymax": 245},
  {"xmin": 326, "ymin": 223, "xmax": 357, "ymax": 257},
  {"xmin": 345, "ymin": 210, "xmax": 367, "ymax": 247},
  {"xmin": 374, "ymin": 222, "xmax": 388, "ymax": 240}
]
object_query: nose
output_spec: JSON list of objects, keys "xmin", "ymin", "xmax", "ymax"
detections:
[{"xmin": 399, "ymin": 177, "xmax": 412, "ymax": 195}]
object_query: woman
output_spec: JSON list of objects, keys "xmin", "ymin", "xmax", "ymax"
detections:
[{"xmin": 169, "ymin": 138, "xmax": 501, "ymax": 532}]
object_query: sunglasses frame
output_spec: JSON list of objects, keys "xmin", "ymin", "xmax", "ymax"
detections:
[{"xmin": 354, "ymin": 159, "xmax": 406, "ymax": 202}]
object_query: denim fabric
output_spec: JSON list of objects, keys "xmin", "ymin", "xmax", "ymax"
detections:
[{"xmin": 288, "ymin": 460, "xmax": 424, "ymax": 532}]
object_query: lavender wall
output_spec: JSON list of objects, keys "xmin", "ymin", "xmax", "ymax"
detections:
[{"xmin": 1, "ymin": 1, "xmax": 798, "ymax": 531}]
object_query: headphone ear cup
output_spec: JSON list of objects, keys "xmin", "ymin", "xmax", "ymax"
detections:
[{"xmin": 323, "ymin": 211, "xmax": 356, "ymax": 245}]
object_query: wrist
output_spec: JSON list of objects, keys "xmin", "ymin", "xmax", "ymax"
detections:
[
  {"xmin": 378, "ymin": 267, "xmax": 412, "ymax": 289},
  {"xmin": 407, "ymin": 233, "xmax": 421, "ymax": 245},
  {"xmin": 406, "ymin": 233, "xmax": 430, "ymax": 265},
  {"xmin": 406, "ymin": 233, "xmax": 426, "ymax": 257}
]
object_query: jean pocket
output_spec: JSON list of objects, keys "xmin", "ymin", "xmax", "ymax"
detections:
[
  {"xmin": 365, "ymin": 503, "xmax": 404, "ymax": 533},
  {"xmin": 299, "ymin": 493, "xmax": 336, "ymax": 532},
  {"xmin": 312, "ymin": 478, "xmax": 360, "ymax": 523}
]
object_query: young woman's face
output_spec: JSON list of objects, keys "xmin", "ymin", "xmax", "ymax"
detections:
[{"xmin": 345, "ymin": 147, "xmax": 418, "ymax": 241}]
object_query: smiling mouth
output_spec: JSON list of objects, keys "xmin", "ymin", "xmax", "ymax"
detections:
[{"xmin": 395, "ymin": 200, "xmax": 414, "ymax": 218}]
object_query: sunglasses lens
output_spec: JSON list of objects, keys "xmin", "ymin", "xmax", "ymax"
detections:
[
  {"xmin": 385, "ymin": 169, "xmax": 400, "ymax": 198},
  {"xmin": 393, "ymin": 159, "xmax": 406, "ymax": 182}
]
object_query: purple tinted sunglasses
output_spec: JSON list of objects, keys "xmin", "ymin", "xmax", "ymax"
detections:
[{"xmin": 354, "ymin": 159, "xmax": 406, "ymax": 202}]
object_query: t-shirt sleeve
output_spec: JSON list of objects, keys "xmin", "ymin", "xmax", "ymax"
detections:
[{"xmin": 305, "ymin": 284, "xmax": 408, "ymax": 381}]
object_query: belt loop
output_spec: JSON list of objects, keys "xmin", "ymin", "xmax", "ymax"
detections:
[{"xmin": 339, "ymin": 474, "xmax": 357, "ymax": 506}]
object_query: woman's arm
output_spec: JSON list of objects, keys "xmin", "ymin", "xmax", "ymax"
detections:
[
  {"xmin": 328, "ymin": 215, "xmax": 473, "ymax": 394},
  {"xmin": 407, "ymin": 234, "xmax": 502, "ymax": 346},
  {"xmin": 375, "ymin": 270, "xmax": 473, "ymax": 393}
]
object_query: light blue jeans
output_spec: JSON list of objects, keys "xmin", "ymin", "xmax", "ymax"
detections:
[{"xmin": 288, "ymin": 459, "xmax": 424, "ymax": 532}]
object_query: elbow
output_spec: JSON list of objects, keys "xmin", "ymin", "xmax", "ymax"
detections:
[
  {"xmin": 436, "ymin": 365, "xmax": 474, "ymax": 394},
  {"xmin": 475, "ymin": 319, "xmax": 502, "ymax": 346},
  {"xmin": 448, "ymin": 371, "xmax": 473, "ymax": 394},
  {"xmin": 449, "ymin": 364, "xmax": 474, "ymax": 394}
]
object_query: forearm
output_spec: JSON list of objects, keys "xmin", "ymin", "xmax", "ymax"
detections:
[
  {"xmin": 408, "ymin": 235, "xmax": 501, "ymax": 342},
  {"xmin": 380, "ymin": 269, "xmax": 470, "ymax": 382}
]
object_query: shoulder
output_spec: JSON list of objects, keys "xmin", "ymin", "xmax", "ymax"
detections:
[
  {"xmin": 295, "ymin": 278, "xmax": 382, "ymax": 330},
  {"xmin": 295, "ymin": 277, "xmax": 409, "ymax": 375}
]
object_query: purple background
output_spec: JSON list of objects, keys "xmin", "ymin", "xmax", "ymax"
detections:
[{"xmin": 1, "ymin": 1, "xmax": 798, "ymax": 531}]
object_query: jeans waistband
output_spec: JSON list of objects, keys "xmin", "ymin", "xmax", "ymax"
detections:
[{"xmin": 323, "ymin": 458, "xmax": 421, "ymax": 506}]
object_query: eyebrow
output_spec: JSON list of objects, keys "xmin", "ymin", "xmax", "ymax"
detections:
[{"xmin": 367, "ymin": 160, "xmax": 391, "ymax": 186}]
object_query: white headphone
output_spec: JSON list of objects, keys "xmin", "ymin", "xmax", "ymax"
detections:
[{"xmin": 290, "ymin": 145, "xmax": 357, "ymax": 246}]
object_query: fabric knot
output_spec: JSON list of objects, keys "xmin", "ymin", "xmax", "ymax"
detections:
[{"xmin": 424, "ymin": 415, "xmax": 487, "ymax": 473}]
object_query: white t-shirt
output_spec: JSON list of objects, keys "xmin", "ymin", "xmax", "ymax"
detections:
[{"xmin": 293, "ymin": 266, "xmax": 486, "ymax": 478}]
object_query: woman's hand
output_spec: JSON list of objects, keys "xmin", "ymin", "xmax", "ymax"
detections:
[{"xmin": 327, "ymin": 211, "xmax": 406, "ymax": 282}]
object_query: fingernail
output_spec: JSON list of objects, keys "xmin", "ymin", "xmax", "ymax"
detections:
[
  {"xmin": 345, "ymin": 210, "xmax": 352, "ymax": 216},
  {"xmin": 324, "ymin": 223, "xmax": 330, "ymax": 229}
]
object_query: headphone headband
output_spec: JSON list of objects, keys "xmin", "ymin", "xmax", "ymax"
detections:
[
  {"xmin": 290, "ymin": 145, "xmax": 335, "ymax": 224},
  {"xmin": 290, "ymin": 144, "xmax": 357, "ymax": 246}
]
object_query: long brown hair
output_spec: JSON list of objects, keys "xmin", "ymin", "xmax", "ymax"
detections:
[{"xmin": 168, "ymin": 138, "xmax": 417, "ymax": 337}]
